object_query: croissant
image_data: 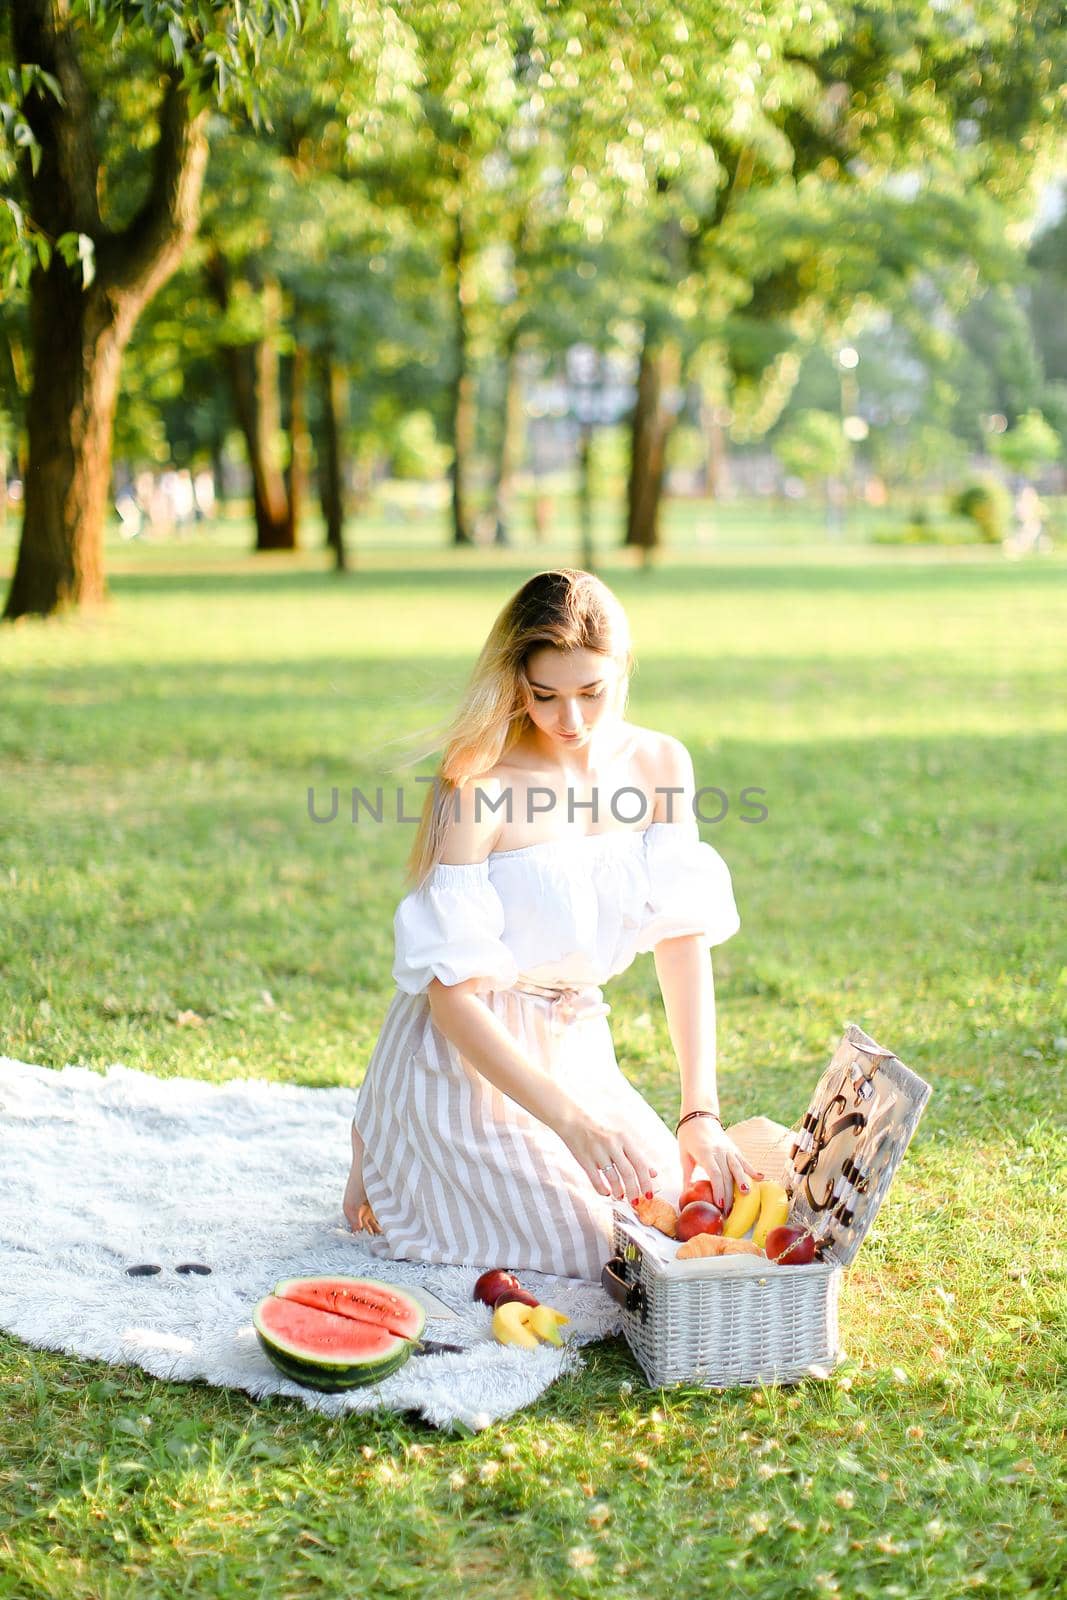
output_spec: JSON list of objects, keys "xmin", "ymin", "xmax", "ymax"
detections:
[
  {"xmin": 633, "ymin": 1195, "xmax": 678, "ymax": 1238},
  {"xmin": 676, "ymin": 1233, "xmax": 765, "ymax": 1260},
  {"xmin": 721, "ymin": 1237, "xmax": 764, "ymax": 1256},
  {"xmin": 676, "ymin": 1233, "xmax": 727, "ymax": 1259}
]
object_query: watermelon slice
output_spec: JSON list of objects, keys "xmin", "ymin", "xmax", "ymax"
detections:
[
  {"xmin": 253, "ymin": 1294, "xmax": 414, "ymax": 1390},
  {"xmin": 273, "ymin": 1276, "xmax": 426, "ymax": 1343}
]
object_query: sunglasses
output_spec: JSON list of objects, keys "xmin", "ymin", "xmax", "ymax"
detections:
[{"xmin": 125, "ymin": 1263, "xmax": 212, "ymax": 1277}]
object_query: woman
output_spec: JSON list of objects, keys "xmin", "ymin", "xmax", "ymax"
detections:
[{"xmin": 343, "ymin": 569, "xmax": 762, "ymax": 1281}]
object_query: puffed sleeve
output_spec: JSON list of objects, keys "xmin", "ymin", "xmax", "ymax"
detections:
[
  {"xmin": 634, "ymin": 819, "xmax": 741, "ymax": 953},
  {"xmin": 392, "ymin": 860, "xmax": 520, "ymax": 995}
]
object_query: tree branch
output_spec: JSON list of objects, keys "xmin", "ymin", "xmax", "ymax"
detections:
[{"xmin": 100, "ymin": 65, "xmax": 210, "ymax": 299}]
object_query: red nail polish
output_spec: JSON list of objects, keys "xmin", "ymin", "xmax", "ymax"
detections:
[{"xmin": 645, "ymin": 1190, "xmax": 653, "ymax": 1199}]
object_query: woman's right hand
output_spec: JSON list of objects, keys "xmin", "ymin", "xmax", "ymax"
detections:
[{"xmin": 553, "ymin": 1103, "xmax": 658, "ymax": 1204}]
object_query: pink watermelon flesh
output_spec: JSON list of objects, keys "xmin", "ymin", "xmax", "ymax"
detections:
[
  {"xmin": 255, "ymin": 1295, "xmax": 405, "ymax": 1367},
  {"xmin": 273, "ymin": 1276, "xmax": 424, "ymax": 1342}
]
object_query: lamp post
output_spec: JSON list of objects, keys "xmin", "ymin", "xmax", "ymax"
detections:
[{"xmin": 835, "ymin": 345, "xmax": 868, "ymax": 535}]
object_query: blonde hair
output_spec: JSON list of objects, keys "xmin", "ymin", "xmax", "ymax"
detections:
[{"xmin": 406, "ymin": 569, "xmax": 633, "ymax": 887}]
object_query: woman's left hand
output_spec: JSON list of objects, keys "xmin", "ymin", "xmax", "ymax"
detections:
[{"xmin": 678, "ymin": 1118, "xmax": 763, "ymax": 1216}]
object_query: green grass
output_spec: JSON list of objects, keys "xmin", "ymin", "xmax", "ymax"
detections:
[{"xmin": 1, "ymin": 536, "xmax": 1065, "ymax": 1598}]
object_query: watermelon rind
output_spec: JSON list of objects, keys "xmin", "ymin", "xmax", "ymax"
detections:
[
  {"xmin": 272, "ymin": 1276, "xmax": 426, "ymax": 1342},
  {"xmin": 258, "ymin": 1336, "xmax": 412, "ymax": 1391}
]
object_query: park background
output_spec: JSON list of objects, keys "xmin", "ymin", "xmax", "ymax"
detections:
[{"xmin": 1, "ymin": 3, "xmax": 1065, "ymax": 1598}]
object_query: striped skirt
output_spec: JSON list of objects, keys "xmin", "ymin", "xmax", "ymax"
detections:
[{"xmin": 352, "ymin": 983, "xmax": 684, "ymax": 1282}]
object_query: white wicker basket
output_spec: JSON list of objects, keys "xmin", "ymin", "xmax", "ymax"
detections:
[{"xmin": 602, "ymin": 1023, "xmax": 931, "ymax": 1389}]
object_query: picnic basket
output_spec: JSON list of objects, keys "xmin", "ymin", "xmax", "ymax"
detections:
[{"xmin": 601, "ymin": 1023, "xmax": 932, "ymax": 1388}]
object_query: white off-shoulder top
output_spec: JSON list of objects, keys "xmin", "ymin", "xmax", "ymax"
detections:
[{"xmin": 392, "ymin": 816, "xmax": 740, "ymax": 995}]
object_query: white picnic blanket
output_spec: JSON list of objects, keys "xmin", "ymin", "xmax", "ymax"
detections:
[{"xmin": 0, "ymin": 1057, "xmax": 625, "ymax": 1433}]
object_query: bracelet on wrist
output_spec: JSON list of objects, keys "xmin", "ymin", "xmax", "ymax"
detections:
[{"xmin": 675, "ymin": 1108, "xmax": 723, "ymax": 1135}]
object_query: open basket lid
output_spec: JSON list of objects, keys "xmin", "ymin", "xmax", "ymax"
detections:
[{"xmin": 785, "ymin": 1022, "xmax": 932, "ymax": 1269}]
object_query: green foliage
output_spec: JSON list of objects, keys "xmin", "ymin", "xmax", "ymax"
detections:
[
  {"xmin": 0, "ymin": 0, "xmax": 324, "ymax": 294},
  {"xmin": 1027, "ymin": 190, "xmax": 1067, "ymax": 389},
  {"xmin": 873, "ymin": 425, "xmax": 970, "ymax": 490},
  {"xmin": 666, "ymin": 423, "xmax": 706, "ymax": 473},
  {"xmin": 1040, "ymin": 381, "xmax": 1067, "ymax": 452},
  {"xmin": 63, "ymin": 0, "xmax": 327, "ymax": 121},
  {"xmin": 668, "ymin": 0, "xmax": 1066, "ymax": 427},
  {"xmin": 4, "ymin": 0, "xmax": 1067, "ymax": 546},
  {"xmin": 386, "ymin": 409, "xmax": 450, "ymax": 481},
  {"xmin": 871, "ymin": 503, "xmax": 981, "ymax": 546},
  {"xmin": 950, "ymin": 475, "xmax": 1013, "ymax": 543},
  {"xmin": 992, "ymin": 410, "xmax": 1062, "ymax": 478},
  {"xmin": 773, "ymin": 245, "xmax": 1067, "ymax": 485},
  {"xmin": 775, "ymin": 409, "xmax": 850, "ymax": 484},
  {"xmin": 950, "ymin": 286, "xmax": 1047, "ymax": 443}
]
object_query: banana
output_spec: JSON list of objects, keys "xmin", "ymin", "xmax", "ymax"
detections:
[
  {"xmin": 492, "ymin": 1300, "xmax": 570, "ymax": 1349},
  {"xmin": 527, "ymin": 1304, "xmax": 570, "ymax": 1345},
  {"xmin": 753, "ymin": 1180, "xmax": 790, "ymax": 1250},
  {"xmin": 492, "ymin": 1300, "xmax": 540, "ymax": 1348},
  {"xmin": 722, "ymin": 1182, "xmax": 762, "ymax": 1238}
]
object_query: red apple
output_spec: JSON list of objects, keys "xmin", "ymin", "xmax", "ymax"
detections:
[
  {"xmin": 494, "ymin": 1288, "xmax": 540, "ymax": 1309},
  {"xmin": 765, "ymin": 1225, "xmax": 817, "ymax": 1266},
  {"xmin": 679, "ymin": 1178, "xmax": 718, "ymax": 1210},
  {"xmin": 473, "ymin": 1269, "xmax": 523, "ymax": 1307},
  {"xmin": 676, "ymin": 1200, "xmax": 725, "ymax": 1241}
]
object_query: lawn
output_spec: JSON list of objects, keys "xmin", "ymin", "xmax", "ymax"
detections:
[{"xmin": 1, "ymin": 533, "xmax": 1064, "ymax": 1599}]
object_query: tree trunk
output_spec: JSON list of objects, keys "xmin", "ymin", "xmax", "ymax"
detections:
[
  {"xmin": 210, "ymin": 431, "xmax": 226, "ymax": 510},
  {"xmin": 3, "ymin": 6, "xmax": 208, "ymax": 620},
  {"xmin": 0, "ymin": 442, "xmax": 6, "ymax": 532},
  {"xmin": 5, "ymin": 273, "xmax": 124, "ymax": 614},
  {"xmin": 284, "ymin": 338, "xmax": 310, "ymax": 549},
  {"xmin": 702, "ymin": 390, "xmax": 731, "ymax": 501},
  {"xmin": 3, "ymin": 332, "xmax": 31, "ymax": 529},
  {"xmin": 529, "ymin": 422, "xmax": 552, "ymax": 543},
  {"xmin": 490, "ymin": 330, "xmax": 523, "ymax": 546},
  {"xmin": 204, "ymin": 253, "xmax": 292, "ymax": 550},
  {"xmin": 577, "ymin": 421, "xmax": 595, "ymax": 573},
  {"xmin": 448, "ymin": 207, "xmax": 475, "ymax": 546},
  {"xmin": 318, "ymin": 345, "xmax": 348, "ymax": 572},
  {"xmin": 624, "ymin": 330, "xmax": 680, "ymax": 558}
]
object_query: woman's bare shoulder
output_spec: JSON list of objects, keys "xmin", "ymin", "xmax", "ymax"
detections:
[
  {"xmin": 631, "ymin": 727, "xmax": 696, "ymax": 821},
  {"xmin": 438, "ymin": 774, "xmax": 506, "ymax": 863},
  {"xmin": 629, "ymin": 724, "xmax": 690, "ymax": 773}
]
